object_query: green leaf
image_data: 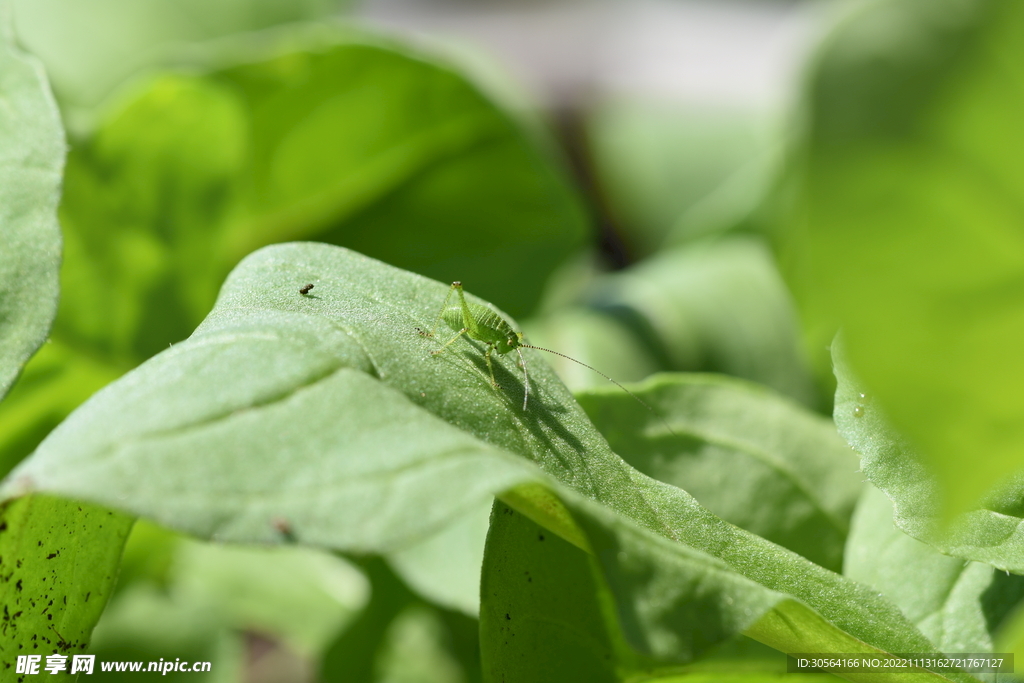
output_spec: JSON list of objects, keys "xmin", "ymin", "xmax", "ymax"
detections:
[
  {"xmin": 562, "ymin": 483, "xmax": 953, "ymax": 678},
  {"xmin": 480, "ymin": 501, "xmax": 619, "ymax": 683},
  {"xmin": 0, "ymin": 9, "xmax": 63, "ymax": 401},
  {"xmin": 845, "ymin": 485, "xmax": 1024, "ymax": 659},
  {"xmin": 11, "ymin": 0, "xmax": 352, "ymax": 110},
  {"xmin": 588, "ymin": 101, "xmax": 770, "ymax": 256},
  {"xmin": 776, "ymin": 0, "xmax": 1024, "ymax": 517},
  {"xmin": 0, "ymin": 495, "xmax": 132, "ymax": 676},
  {"xmin": 4, "ymin": 244, "xmax": 980, "ymax": 679},
  {"xmin": 7, "ymin": 244, "xmax": 542, "ymax": 549},
  {"xmin": 576, "ymin": 373, "xmax": 862, "ymax": 573},
  {"xmin": 834, "ymin": 340, "xmax": 1024, "ymax": 573},
  {"xmin": 585, "ymin": 236, "xmax": 820, "ymax": 408}
]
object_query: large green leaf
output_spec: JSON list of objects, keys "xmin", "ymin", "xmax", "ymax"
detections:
[
  {"xmin": 845, "ymin": 486, "xmax": 1024, "ymax": 664},
  {"xmin": 2, "ymin": 244, "xmax": 981, "ymax": 680},
  {"xmin": 0, "ymin": 495, "xmax": 132, "ymax": 678},
  {"xmin": 777, "ymin": 0, "xmax": 1024, "ymax": 516},
  {"xmin": 834, "ymin": 341, "xmax": 1024, "ymax": 573},
  {"xmin": 0, "ymin": 26, "xmax": 585, "ymax": 475},
  {"xmin": 576, "ymin": 374, "xmax": 862, "ymax": 573},
  {"xmin": 0, "ymin": 7, "xmax": 63, "ymax": 401}
]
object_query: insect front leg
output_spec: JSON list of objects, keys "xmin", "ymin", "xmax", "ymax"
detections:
[{"xmin": 426, "ymin": 281, "xmax": 462, "ymax": 337}]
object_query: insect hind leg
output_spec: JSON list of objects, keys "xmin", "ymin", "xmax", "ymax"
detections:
[
  {"xmin": 483, "ymin": 344, "xmax": 499, "ymax": 388},
  {"xmin": 517, "ymin": 347, "xmax": 529, "ymax": 410},
  {"xmin": 430, "ymin": 327, "xmax": 469, "ymax": 356}
]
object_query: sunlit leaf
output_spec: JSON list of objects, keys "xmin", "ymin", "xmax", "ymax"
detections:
[{"xmin": 777, "ymin": 0, "xmax": 1024, "ymax": 516}]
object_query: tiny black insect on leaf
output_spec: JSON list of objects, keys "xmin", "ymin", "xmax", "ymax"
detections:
[{"xmin": 299, "ymin": 284, "xmax": 314, "ymax": 295}]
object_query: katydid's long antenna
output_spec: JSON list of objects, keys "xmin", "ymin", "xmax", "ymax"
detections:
[
  {"xmin": 516, "ymin": 347, "xmax": 529, "ymax": 410},
  {"xmin": 519, "ymin": 344, "xmax": 677, "ymax": 437}
]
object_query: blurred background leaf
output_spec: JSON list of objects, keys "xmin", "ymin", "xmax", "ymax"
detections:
[
  {"xmin": 775, "ymin": 0, "xmax": 1024, "ymax": 517},
  {"xmin": 11, "ymin": 0, "xmax": 354, "ymax": 114},
  {"xmin": 91, "ymin": 520, "xmax": 368, "ymax": 682},
  {"xmin": 588, "ymin": 100, "xmax": 773, "ymax": 257},
  {"xmin": 525, "ymin": 236, "xmax": 820, "ymax": 409}
]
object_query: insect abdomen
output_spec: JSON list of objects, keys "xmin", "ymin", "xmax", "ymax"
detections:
[{"xmin": 470, "ymin": 305, "xmax": 513, "ymax": 346}]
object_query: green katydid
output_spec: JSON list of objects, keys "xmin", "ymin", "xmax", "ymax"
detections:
[{"xmin": 417, "ymin": 281, "xmax": 668, "ymax": 429}]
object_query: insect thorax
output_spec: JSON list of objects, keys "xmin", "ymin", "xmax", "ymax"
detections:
[{"xmin": 442, "ymin": 303, "xmax": 518, "ymax": 352}]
